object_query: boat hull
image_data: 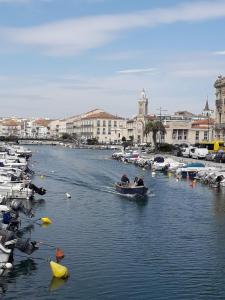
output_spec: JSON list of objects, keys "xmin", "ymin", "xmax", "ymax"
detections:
[{"xmin": 115, "ymin": 183, "xmax": 148, "ymax": 196}]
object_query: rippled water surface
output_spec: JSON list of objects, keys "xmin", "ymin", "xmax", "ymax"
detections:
[{"xmin": 2, "ymin": 146, "xmax": 225, "ymax": 299}]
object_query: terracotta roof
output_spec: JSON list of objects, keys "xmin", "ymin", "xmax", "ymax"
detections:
[
  {"xmin": 82, "ymin": 111, "xmax": 123, "ymax": 120},
  {"xmin": 192, "ymin": 119, "xmax": 214, "ymax": 126},
  {"xmin": 34, "ymin": 119, "xmax": 51, "ymax": 127},
  {"xmin": 2, "ymin": 119, "xmax": 20, "ymax": 126}
]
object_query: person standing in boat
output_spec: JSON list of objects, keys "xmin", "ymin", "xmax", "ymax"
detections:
[{"xmin": 121, "ymin": 174, "xmax": 130, "ymax": 185}]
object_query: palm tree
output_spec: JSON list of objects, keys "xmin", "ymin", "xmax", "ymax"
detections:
[{"xmin": 144, "ymin": 120, "xmax": 166, "ymax": 149}]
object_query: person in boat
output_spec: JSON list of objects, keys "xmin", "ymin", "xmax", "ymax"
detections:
[
  {"xmin": 137, "ymin": 177, "xmax": 144, "ymax": 186},
  {"xmin": 134, "ymin": 177, "xmax": 138, "ymax": 185},
  {"xmin": 121, "ymin": 174, "xmax": 130, "ymax": 185}
]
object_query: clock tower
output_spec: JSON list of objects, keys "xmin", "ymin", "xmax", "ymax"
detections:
[{"xmin": 138, "ymin": 89, "xmax": 148, "ymax": 116}]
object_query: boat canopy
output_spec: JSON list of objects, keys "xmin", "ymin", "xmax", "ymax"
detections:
[
  {"xmin": 154, "ymin": 156, "xmax": 164, "ymax": 163},
  {"xmin": 183, "ymin": 163, "xmax": 205, "ymax": 168}
]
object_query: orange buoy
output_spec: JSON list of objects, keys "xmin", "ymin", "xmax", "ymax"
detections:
[{"xmin": 56, "ymin": 248, "xmax": 65, "ymax": 262}]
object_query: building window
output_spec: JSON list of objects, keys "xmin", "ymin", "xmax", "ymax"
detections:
[
  {"xmin": 97, "ymin": 120, "xmax": 100, "ymax": 127},
  {"xmin": 108, "ymin": 120, "xmax": 111, "ymax": 127},
  {"xmin": 103, "ymin": 120, "xmax": 106, "ymax": 127},
  {"xmin": 204, "ymin": 131, "xmax": 208, "ymax": 140},
  {"xmin": 183, "ymin": 130, "xmax": 188, "ymax": 140},
  {"xmin": 97, "ymin": 128, "xmax": 100, "ymax": 135},
  {"xmin": 195, "ymin": 131, "xmax": 199, "ymax": 141},
  {"xmin": 114, "ymin": 121, "xmax": 117, "ymax": 127},
  {"xmin": 172, "ymin": 129, "xmax": 177, "ymax": 139},
  {"xmin": 103, "ymin": 128, "xmax": 106, "ymax": 135},
  {"xmin": 178, "ymin": 129, "xmax": 182, "ymax": 140}
]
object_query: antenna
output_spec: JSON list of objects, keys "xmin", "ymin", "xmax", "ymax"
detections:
[{"xmin": 157, "ymin": 107, "xmax": 168, "ymax": 122}]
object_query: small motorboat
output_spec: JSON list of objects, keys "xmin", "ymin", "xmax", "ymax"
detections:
[{"xmin": 115, "ymin": 183, "xmax": 148, "ymax": 196}]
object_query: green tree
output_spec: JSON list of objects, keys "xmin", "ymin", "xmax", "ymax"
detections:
[
  {"xmin": 61, "ymin": 133, "xmax": 71, "ymax": 140},
  {"xmin": 121, "ymin": 136, "xmax": 127, "ymax": 150},
  {"xmin": 144, "ymin": 121, "xmax": 166, "ymax": 150}
]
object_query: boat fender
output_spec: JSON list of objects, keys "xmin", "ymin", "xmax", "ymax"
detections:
[{"xmin": 4, "ymin": 263, "xmax": 13, "ymax": 269}]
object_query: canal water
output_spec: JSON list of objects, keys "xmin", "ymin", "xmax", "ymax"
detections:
[{"xmin": 2, "ymin": 146, "xmax": 225, "ymax": 299}]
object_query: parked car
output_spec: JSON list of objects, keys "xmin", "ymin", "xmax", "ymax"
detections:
[
  {"xmin": 205, "ymin": 153, "xmax": 216, "ymax": 161},
  {"xmin": 214, "ymin": 152, "xmax": 225, "ymax": 163},
  {"xmin": 172, "ymin": 146, "xmax": 183, "ymax": 157}
]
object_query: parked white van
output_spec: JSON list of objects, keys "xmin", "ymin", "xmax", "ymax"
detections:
[
  {"xmin": 190, "ymin": 147, "xmax": 208, "ymax": 159},
  {"xmin": 182, "ymin": 146, "xmax": 195, "ymax": 158}
]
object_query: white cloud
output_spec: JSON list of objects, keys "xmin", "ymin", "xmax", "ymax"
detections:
[
  {"xmin": 0, "ymin": 51, "xmax": 223, "ymax": 117},
  {"xmin": 1, "ymin": 0, "xmax": 225, "ymax": 55},
  {"xmin": 118, "ymin": 68, "xmax": 157, "ymax": 74},
  {"xmin": 213, "ymin": 50, "xmax": 225, "ymax": 55}
]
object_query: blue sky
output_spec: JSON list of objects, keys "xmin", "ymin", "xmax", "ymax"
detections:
[{"xmin": 0, "ymin": 0, "xmax": 225, "ymax": 118}]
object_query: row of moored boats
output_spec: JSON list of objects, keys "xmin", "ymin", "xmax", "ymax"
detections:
[
  {"xmin": 0, "ymin": 143, "xmax": 46, "ymax": 276},
  {"xmin": 112, "ymin": 149, "xmax": 225, "ymax": 188}
]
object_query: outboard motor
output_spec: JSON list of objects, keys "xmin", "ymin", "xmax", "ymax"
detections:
[
  {"xmin": 10, "ymin": 199, "xmax": 34, "ymax": 218},
  {"xmin": 25, "ymin": 167, "xmax": 34, "ymax": 175},
  {"xmin": 2, "ymin": 210, "xmax": 20, "ymax": 232},
  {"xmin": 0, "ymin": 229, "xmax": 16, "ymax": 247},
  {"xmin": 29, "ymin": 183, "xmax": 46, "ymax": 196},
  {"xmin": 0, "ymin": 229, "xmax": 16, "ymax": 263},
  {"xmin": 15, "ymin": 238, "xmax": 39, "ymax": 255}
]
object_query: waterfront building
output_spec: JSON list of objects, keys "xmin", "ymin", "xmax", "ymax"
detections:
[
  {"xmin": 49, "ymin": 119, "xmax": 67, "ymax": 138},
  {"xmin": 48, "ymin": 109, "xmax": 126, "ymax": 143},
  {"xmin": 71, "ymin": 109, "xmax": 126, "ymax": 144},
  {"xmin": 162, "ymin": 118, "xmax": 214, "ymax": 145},
  {"xmin": 0, "ymin": 119, "xmax": 22, "ymax": 137},
  {"xmin": 32, "ymin": 119, "xmax": 51, "ymax": 139},
  {"xmin": 214, "ymin": 75, "xmax": 225, "ymax": 140},
  {"xmin": 19, "ymin": 118, "xmax": 51, "ymax": 139}
]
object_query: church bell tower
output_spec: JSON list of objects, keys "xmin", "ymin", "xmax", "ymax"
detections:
[{"xmin": 138, "ymin": 89, "xmax": 148, "ymax": 116}]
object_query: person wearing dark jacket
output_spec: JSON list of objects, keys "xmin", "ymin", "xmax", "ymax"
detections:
[
  {"xmin": 137, "ymin": 177, "xmax": 144, "ymax": 186},
  {"xmin": 134, "ymin": 177, "xmax": 138, "ymax": 185},
  {"xmin": 121, "ymin": 174, "xmax": 130, "ymax": 185}
]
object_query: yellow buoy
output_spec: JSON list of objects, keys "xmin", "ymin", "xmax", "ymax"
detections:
[
  {"xmin": 50, "ymin": 261, "xmax": 69, "ymax": 279},
  {"xmin": 41, "ymin": 217, "xmax": 52, "ymax": 224}
]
